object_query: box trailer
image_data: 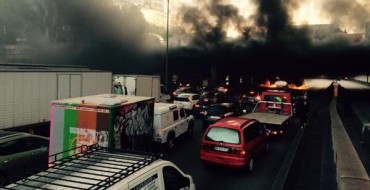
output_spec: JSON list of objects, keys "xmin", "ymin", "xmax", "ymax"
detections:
[
  {"xmin": 0, "ymin": 64, "xmax": 112, "ymax": 130},
  {"xmin": 113, "ymin": 74, "xmax": 170, "ymax": 102},
  {"xmin": 49, "ymin": 94, "xmax": 155, "ymax": 157}
]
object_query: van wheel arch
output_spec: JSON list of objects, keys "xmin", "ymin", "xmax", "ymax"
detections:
[
  {"xmin": 187, "ymin": 121, "xmax": 194, "ymax": 135},
  {"xmin": 167, "ymin": 132, "xmax": 176, "ymax": 151}
]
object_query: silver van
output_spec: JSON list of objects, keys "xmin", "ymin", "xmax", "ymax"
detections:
[{"xmin": 5, "ymin": 144, "xmax": 196, "ymax": 190}]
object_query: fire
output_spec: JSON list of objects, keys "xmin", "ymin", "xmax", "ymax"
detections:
[
  {"xmin": 226, "ymin": 27, "xmax": 240, "ymax": 39},
  {"xmin": 260, "ymin": 80, "xmax": 277, "ymax": 88},
  {"xmin": 290, "ymin": 0, "xmax": 330, "ymax": 25},
  {"xmin": 287, "ymin": 83, "xmax": 309, "ymax": 90}
]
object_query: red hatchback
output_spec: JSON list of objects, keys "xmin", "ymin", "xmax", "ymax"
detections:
[{"xmin": 200, "ymin": 117, "xmax": 270, "ymax": 171}]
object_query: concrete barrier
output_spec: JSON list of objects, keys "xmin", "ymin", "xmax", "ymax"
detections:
[
  {"xmin": 350, "ymin": 104, "xmax": 370, "ymax": 149},
  {"xmin": 330, "ymin": 99, "xmax": 370, "ymax": 190}
]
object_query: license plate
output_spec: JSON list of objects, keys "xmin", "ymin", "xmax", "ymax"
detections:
[{"xmin": 214, "ymin": 146, "xmax": 229, "ymax": 152}]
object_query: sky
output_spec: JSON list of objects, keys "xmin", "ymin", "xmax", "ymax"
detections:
[{"xmin": 0, "ymin": 0, "xmax": 369, "ymax": 85}]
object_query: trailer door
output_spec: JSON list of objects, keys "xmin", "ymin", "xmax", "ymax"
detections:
[
  {"xmin": 57, "ymin": 74, "xmax": 82, "ymax": 99},
  {"xmin": 152, "ymin": 77, "xmax": 160, "ymax": 102},
  {"xmin": 126, "ymin": 77, "xmax": 136, "ymax": 96},
  {"xmin": 136, "ymin": 76, "xmax": 152, "ymax": 98},
  {"xmin": 70, "ymin": 75, "xmax": 82, "ymax": 98}
]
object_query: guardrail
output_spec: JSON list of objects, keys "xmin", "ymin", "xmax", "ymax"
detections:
[{"xmin": 330, "ymin": 99, "xmax": 370, "ymax": 190}]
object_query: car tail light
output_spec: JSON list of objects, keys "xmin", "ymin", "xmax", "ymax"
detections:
[
  {"xmin": 201, "ymin": 142, "xmax": 212, "ymax": 150},
  {"xmin": 249, "ymin": 91, "xmax": 255, "ymax": 94},
  {"xmin": 195, "ymin": 104, "xmax": 200, "ymax": 108},
  {"xmin": 242, "ymin": 94, "xmax": 247, "ymax": 98},
  {"xmin": 230, "ymin": 148, "xmax": 246, "ymax": 156},
  {"xmin": 204, "ymin": 98, "xmax": 209, "ymax": 102}
]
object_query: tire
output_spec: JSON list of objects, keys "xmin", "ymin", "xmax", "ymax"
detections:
[
  {"xmin": 167, "ymin": 133, "xmax": 175, "ymax": 151},
  {"xmin": 247, "ymin": 157, "xmax": 254, "ymax": 172},
  {"xmin": 265, "ymin": 142, "xmax": 270, "ymax": 152},
  {"xmin": 187, "ymin": 121, "xmax": 194, "ymax": 136},
  {"xmin": 0, "ymin": 172, "xmax": 8, "ymax": 187}
]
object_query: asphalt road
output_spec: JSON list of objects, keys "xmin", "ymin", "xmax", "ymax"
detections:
[{"xmin": 161, "ymin": 116, "xmax": 301, "ymax": 190}]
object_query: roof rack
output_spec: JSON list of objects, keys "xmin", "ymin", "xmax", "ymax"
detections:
[{"xmin": 4, "ymin": 144, "xmax": 158, "ymax": 190}]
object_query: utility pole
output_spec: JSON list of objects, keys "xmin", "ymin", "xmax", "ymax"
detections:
[{"xmin": 165, "ymin": 0, "xmax": 169, "ymax": 90}]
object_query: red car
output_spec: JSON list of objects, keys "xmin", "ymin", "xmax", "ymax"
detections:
[{"xmin": 200, "ymin": 117, "xmax": 270, "ymax": 171}]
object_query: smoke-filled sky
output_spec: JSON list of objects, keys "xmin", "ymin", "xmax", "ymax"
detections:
[{"xmin": 0, "ymin": 0, "xmax": 369, "ymax": 84}]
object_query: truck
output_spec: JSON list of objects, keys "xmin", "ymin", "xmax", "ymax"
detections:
[
  {"xmin": 240, "ymin": 90, "xmax": 295, "ymax": 135},
  {"xmin": 5, "ymin": 144, "xmax": 196, "ymax": 190},
  {"xmin": 0, "ymin": 64, "xmax": 112, "ymax": 131},
  {"xmin": 49, "ymin": 94, "xmax": 156, "ymax": 156},
  {"xmin": 112, "ymin": 74, "xmax": 170, "ymax": 103}
]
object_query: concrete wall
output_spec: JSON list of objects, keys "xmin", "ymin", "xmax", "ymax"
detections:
[{"xmin": 330, "ymin": 99, "xmax": 370, "ymax": 190}]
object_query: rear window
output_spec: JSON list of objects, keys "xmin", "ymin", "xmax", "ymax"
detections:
[
  {"xmin": 205, "ymin": 127, "xmax": 240, "ymax": 144},
  {"xmin": 263, "ymin": 95, "xmax": 286, "ymax": 102},
  {"xmin": 174, "ymin": 97, "xmax": 189, "ymax": 102}
]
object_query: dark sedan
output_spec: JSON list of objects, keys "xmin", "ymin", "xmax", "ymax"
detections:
[
  {"xmin": 0, "ymin": 131, "xmax": 49, "ymax": 186},
  {"xmin": 203, "ymin": 102, "xmax": 241, "ymax": 128}
]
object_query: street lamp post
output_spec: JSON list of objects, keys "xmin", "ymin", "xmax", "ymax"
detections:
[{"xmin": 165, "ymin": 0, "xmax": 169, "ymax": 90}]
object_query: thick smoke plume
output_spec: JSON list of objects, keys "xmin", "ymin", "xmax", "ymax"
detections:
[
  {"xmin": 176, "ymin": 0, "xmax": 370, "ymax": 82},
  {"xmin": 1, "ymin": 0, "xmax": 369, "ymax": 85}
]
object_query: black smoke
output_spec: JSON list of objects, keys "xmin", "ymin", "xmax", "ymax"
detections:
[{"xmin": 174, "ymin": 0, "xmax": 370, "ymax": 85}]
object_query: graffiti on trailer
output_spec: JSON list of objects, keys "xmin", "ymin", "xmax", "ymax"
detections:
[{"xmin": 114, "ymin": 102, "xmax": 154, "ymax": 149}]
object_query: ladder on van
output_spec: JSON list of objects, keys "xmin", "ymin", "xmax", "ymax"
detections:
[{"xmin": 4, "ymin": 144, "xmax": 158, "ymax": 190}]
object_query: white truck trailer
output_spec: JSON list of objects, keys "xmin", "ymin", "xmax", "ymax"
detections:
[
  {"xmin": 113, "ymin": 74, "xmax": 170, "ymax": 103},
  {"xmin": 0, "ymin": 64, "xmax": 112, "ymax": 131}
]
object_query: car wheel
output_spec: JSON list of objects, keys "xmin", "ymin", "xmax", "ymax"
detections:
[
  {"xmin": 0, "ymin": 173, "xmax": 8, "ymax": 187},
  {"xmin": 167, "ymin": 133, "xmax": 175, "ymax": 151},
  {"xmin": 265, "ymin": 142, "xmax": 270, "ymax": 152},
  {"xmin": 247, "ymin": 157, "xmax": 254, "ymax": 172}
]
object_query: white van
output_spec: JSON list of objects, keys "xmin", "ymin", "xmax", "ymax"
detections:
[
  {"xmin": 153, "ymin": 103, "xmax": 194, "ymax": 150},
  {"xmin": 5, "ymin": 144, "xmax": 196, "ymax": 190}
]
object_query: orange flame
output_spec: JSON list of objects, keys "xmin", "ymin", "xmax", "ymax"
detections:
[
  {"xmin": 287, "ymin": 83, "xmax": 309, "ymax": 90},
  {"xmin": 259, "ymin": 80, "xmax": 277, "ymax": 88}
]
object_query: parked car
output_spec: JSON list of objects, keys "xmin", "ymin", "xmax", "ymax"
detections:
[
  {"xmin": 172, "ymin": 86, "xmax": 199, "ymax": 98},
  {"xmin": 203, "ymin": 102, "xmax": 241, "ymax": 127},
  {"xmin": 200, "ymin": 117, "xmax": 270, "ymax": 171},
  {"xmin": 173, "ymin": 93, "xmax": 201, "ymax": 112},
  {"xmin": 0, "ymin": 131, "xmax": 49, "ymax": 186}
]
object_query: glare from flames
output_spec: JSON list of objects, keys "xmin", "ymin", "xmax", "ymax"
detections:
[
  {"xmin": 287, "ymin": 83, "xmax": 309, "ymax": 90},
  {"xmin": 290, "ymin": 0, "xmax": 330, "ymax": 26},
  {"xmin": 260, "ymin": 80, "xmax": 309, "ymax": 90},
  {"xmin": 260, "ymin": 80, "xmax": 277, "ymax": 88},
  {"xmin": 289, "ymin": 0, "xmax": 369, "ymax": 33}
]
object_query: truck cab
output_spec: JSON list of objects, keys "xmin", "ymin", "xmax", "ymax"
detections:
[
  {"xmin": 153, "ymin": 103, "xmax": 194, "ymax": 150},
  {"xmin": 256, "ymin": 90, "xmax": 293, "ymax": 115},
  {"xmin": 241, "ymin": 90, "xmax": 294, "ymax": 135}
]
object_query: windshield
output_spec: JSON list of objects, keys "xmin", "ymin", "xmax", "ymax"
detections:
[{"xmin": 205, "ymin": 127, "xmax": 240, "ymax": 144}]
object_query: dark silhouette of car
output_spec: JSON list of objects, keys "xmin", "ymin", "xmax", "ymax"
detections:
[
  {"xmin": 0, "ymin": 131, "xmax": 49, "ymax": 186},
  {"xmin": 193, "ymin": 90, "xmax": 217, "ymax": 118},
  {"xmin": 200, "ymin": 117, "xmax": 270, "ymax": 171},
  {"xmin": 203, "ymin": 102, "xmax": 241, "ymax": 127}
]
